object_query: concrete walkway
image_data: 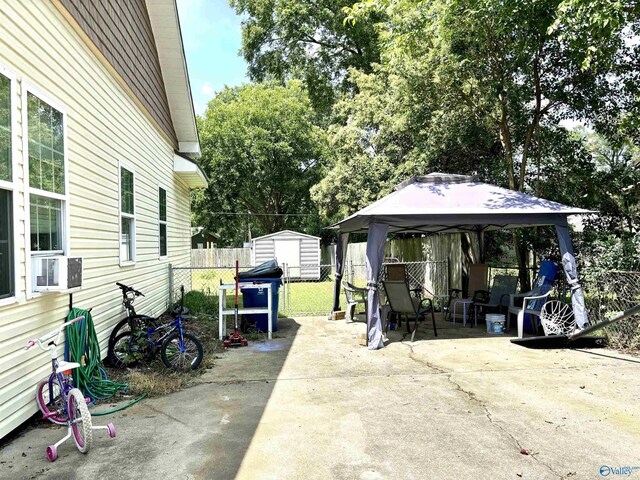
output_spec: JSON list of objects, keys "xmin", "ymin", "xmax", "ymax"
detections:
[{"xmin": 1, "ymin": 317, "xmax": 640, "ymax": 479}]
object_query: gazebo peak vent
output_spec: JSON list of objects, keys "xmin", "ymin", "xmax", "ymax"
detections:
[{"xmin": 395, "ymin": 173, "xmax": 479, "ymax": 190}]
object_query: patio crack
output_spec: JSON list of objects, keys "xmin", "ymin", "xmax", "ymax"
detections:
[
  {"xmin": 445, "ymin": 375, "xmax": 566, "ymax": 479},
  {"xmin": 143, "ymin": 404, "xmax": 193, "ymax": 430},
  {"xmin": 400, "ymin": 338, "xmax": 448, "ymax": 374}
]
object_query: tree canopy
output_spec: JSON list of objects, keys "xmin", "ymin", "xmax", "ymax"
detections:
[
  {"xmin": 195, "ymin": 81, "xmax": 328, "ymax": 245},
  {"xmin": 230, "ymin": 0, "xmax": 382, "ymax": 117},
  {"xmin": 192, "ymin": 0, "xmax": 639, "ymax": 275}
]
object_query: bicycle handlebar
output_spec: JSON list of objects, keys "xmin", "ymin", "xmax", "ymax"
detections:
[
  {"xmin": 116, "ymin": 282, "xmax": 144, "ymax": 297},
  {"xmin": 25, "ymin": 316, "xmax": 85, "ymax": 351}
]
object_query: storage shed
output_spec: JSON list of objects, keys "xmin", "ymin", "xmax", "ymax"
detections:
[{"xmin": 252, "ymin": 230, "xmax": 321, "ymax": 279}]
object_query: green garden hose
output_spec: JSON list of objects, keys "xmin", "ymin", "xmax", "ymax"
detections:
[{"xmin": 65, "ymin": 308, "xmax": 144, "ymax": 414}]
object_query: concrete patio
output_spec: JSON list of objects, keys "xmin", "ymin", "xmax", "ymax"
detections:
[{"xmin": 1, "ymin": 316, "xmax": 639, "ymax": 479}]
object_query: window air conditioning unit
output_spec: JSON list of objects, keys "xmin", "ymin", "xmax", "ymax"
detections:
[{"xmin": 32, "ymin": 256, "xmax": 83, "ymax": 292}]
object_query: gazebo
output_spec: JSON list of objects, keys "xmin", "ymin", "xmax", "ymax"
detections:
[{"xmin": 330, "ymin": 173, "xmax": 593, "ymax": 349}]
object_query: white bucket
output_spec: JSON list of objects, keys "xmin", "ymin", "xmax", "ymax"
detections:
[{"xmin": 486, "ymin": 314, "xmax": 506, "ymax": 334}]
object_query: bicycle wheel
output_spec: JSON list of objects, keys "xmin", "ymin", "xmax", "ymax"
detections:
[
  {"xmin": 110, "ymin": 331, "xmax": 143, "ymax": 368},
  {"xmin": 35, "ymin": 378, "xmax": 66, "ymax": 425},
  {"xmin": 68, "ymin": 388, "xmax": 93, "ymax": 453},
  {"xmin": 107, "ymin": 316, "xmax": 153, "ymax": 366},
  {"xmin": 161, "ymin": 332, "xmax": 203, "ymax": 370}
]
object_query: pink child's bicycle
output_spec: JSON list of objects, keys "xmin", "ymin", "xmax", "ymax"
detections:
[{"xmin": 26, "ymin": 316, "xmax": 116, "ymax": 462}]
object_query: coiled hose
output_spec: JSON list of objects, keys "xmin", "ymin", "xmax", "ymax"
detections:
[{"xmin": 65, "ymin": 308, "xmax": 145, "ymax": 415}]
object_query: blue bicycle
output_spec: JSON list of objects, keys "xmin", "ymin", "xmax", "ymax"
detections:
[{"xmin": 110, "ymin": 285, "xmax": 203, "ymax": 370}]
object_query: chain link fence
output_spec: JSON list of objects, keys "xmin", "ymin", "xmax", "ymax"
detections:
[
  {"xmin": 170, "ymin": 262, "xmax": 640, "ymax": 350},
  {"xmin": 170, "ymin": 261, "xmax": 450, "ymax": 317},
  {"xmin": 283, "ymin": 264, "xmax": 335, "ymax": 315},
  {"xmin": 342, "ymin": 260, "xmax": 449, "ymax": 309},
  {"xmin": 169, "ymin": 263, "xmax": 339, "ymax": 317},
  {"xmin": 170, "ymin": 265, "xmax": 258, "ymax": 304},
  {"xmin": 584, "ymin": 270, "xmax": 640, "ymax": 350}
]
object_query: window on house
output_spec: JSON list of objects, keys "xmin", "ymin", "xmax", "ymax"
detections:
[
  {"xmin": 0, "ymin": 73, "xmax": 14, "ymax": 299},
  {"xmin": 120, "ymin": 166, "xmax": 135, "ymax": 263},
  {"xmin": 0, "ymin": 190, "xmax": 13, "ymax": 299},
  {"xmin": 27, "ymin": 92, "xmax": 65, "ymax": 254},
  {"xmin": 0, "ymin": 74, "xmax": 10, "ymax": 182},
  {"xmin": 159, "ymin": 187, "xmax": 167, "ymax": 257}
]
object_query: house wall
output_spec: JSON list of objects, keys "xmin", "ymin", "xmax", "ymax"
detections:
[
  {"xmin": 0, "ymin": 1, "xmax": 191, "ymax": 439},
  {"xmin": 253, "ymin": 231, "xmax": 320, "ymax": 279}
]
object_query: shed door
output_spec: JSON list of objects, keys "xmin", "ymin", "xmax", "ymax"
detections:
[{"xmin": 274, "ymin": 239, "xmax": 300, "ymax": 275}]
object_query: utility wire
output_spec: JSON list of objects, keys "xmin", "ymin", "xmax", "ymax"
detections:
[{"xmin": 207, "ymin": 212, "xmax": 314, "ymax": 216}]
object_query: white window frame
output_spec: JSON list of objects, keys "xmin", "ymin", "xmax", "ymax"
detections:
[
  {"xmin": 0, "ymin": 64, "xmax": 19, "ymax": 307},
  {"xmin": 22, "ymin": 81, "xmax": 70, "ymax": 300},
  {"xmin": 118, "ymin": 160, "xmax": 136, "ymax": 266},
  {"xmin": 158, "ymin": 184, "xmax": 168, "ymax": 259}
]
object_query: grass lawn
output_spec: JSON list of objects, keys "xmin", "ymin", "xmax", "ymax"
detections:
[
  {"xmin": 190, "ymin": 269, "xmax": 337, "ymax": 316},
  {"xmin": 285, "ymin": 281, "xmax": 335, "ymax": 315}
]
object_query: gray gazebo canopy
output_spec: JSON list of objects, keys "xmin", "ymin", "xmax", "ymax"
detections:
[{"xmin": 330, "ymin": 173, "xmax": 593, "ymax": 350}]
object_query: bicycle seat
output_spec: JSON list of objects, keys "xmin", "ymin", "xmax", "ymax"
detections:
[{"xmin": 55, "ymin": 361, "xmax": 81, "ymax": 373}]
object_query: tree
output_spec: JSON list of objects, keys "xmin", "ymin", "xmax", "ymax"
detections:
[
  {"xmin": 311, "ymin": 67, "xmax": 501, "ymax": 222},
  {"xmin": 229, "ymin": 0, "xmax": 382, "ymax": 117},
  {"xmin": 550, "ymin": 0, "xmax": 640, "ymax": 70},
  {"xmin": 195, "ymin": 81, "xmax": 328, "ymax": 246},
  {"xmin": 338, "ymin": 0, "xmax": 639, "ymax": 288},
  {"xmin": 581, "ymin": 131, "xmax": 640, "ymax": 236}
]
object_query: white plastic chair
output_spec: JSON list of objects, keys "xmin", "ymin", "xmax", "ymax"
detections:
[{"xmin": 508, "ymin": 284, "xmax": 552, "ymax": 338}]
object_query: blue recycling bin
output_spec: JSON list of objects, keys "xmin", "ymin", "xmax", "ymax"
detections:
[{"xmin": 241, "ymin": 278, "xmax": 281, "ymax": 332}]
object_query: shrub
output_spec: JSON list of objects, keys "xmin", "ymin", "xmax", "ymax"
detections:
[{"xmin": 182, "ymin": 290, "xmax": 218, "ymax": 315}]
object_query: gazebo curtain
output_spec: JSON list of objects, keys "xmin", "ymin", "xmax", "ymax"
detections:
[
  {"xmin": 365, "ymin": 223, "xmax": 388, "ymax": 349},
  {"xmin": 330, "ymin": 232, "xmax": 350, "ymax": 315},
  {"xmin": 555, "ymin": 223, "xmax": 588, "ymax": 328}
]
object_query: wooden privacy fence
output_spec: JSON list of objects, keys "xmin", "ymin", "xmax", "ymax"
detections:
[{"xmin": 191, "ymin": 247, "xmax": 251, "ymax": 267}]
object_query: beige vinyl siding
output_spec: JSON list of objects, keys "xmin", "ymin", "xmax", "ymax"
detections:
[
  {"xmin": 253, "ymin": 230, "xmax": 321, "ymax": 279},
  {"xmin": 0, "ymin": 1, "xmax": 192, "ymax": 439}
]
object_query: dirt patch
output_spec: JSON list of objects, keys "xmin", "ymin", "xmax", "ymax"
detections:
[{"xmin": 103, "ymin": 312, "xmax": 225, "ymax": 398}]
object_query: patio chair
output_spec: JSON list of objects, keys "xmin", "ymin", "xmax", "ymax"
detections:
[
  {"xmin": 472, "ymin": 275, "xmax": 519, "ymax": 325},
  {"xmin": 445, "ymin": 264, "xmax": 488, "ymax": 323},
  {"xmin": 383, "ymin": 280, "xmax": 437, "ymax": 342},
  {"xmin": 343, "ymin": 281, "xmax": 367, "ymax": 322},
  {"xmin": 386, "ymin": 263, "xmax": 423, "ymax": 297},
  {"xmin": 507, "ymin": 279, "xmax": 553, "ymax": 338}
]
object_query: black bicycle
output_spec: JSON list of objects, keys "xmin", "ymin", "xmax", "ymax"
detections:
[{"xmin": 107, "ymin": 283, "xmax": 202, "ymax": 370}]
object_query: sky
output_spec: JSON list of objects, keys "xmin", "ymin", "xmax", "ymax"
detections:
[{"xmin": 176, "ymin": 0, "xmax": 249, "ymax": 115}]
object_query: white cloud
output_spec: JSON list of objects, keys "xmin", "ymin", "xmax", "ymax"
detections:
[{"xmin": 201, "ymin": 82, "xmax": 214, "ymax": 97}]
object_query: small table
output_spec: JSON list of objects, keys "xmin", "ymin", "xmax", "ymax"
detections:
[
  {"xmin": 219, "ymin": 282, "xmax": 273, "ymax": 340},
  {"xmin": 451, "ymin": 298, "xmax": 475, "ymax": 327}
]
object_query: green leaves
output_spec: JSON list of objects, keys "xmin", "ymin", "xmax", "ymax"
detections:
[
  {"xmin": 195, "ymin": 81, "xmax": 328, "ymax": 245},
  {"xmin": 232, "ymin": 0, "xmax": 382, "ymax": 117}
]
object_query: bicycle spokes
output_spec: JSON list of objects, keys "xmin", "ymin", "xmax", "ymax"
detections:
[{"xmin": 163, "ymin": 335, "xmax": 201, "ymax": 370}]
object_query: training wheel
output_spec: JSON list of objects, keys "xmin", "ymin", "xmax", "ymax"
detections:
[
  {"xmin": 46, "ymin": 445, "xmax": 58, "ymax": 462},
  {"xmin": 107, "ymin": 423, "xmax": 116, "ymax": 438}
]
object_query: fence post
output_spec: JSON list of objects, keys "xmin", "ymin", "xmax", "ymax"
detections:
[
  {"xmin": 168, "ymin": 263, "xmax": 173, "ymax": 304},
  {"xmin": 285, "ymin": 263, "xmax": 290, "ymax": 316}
]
